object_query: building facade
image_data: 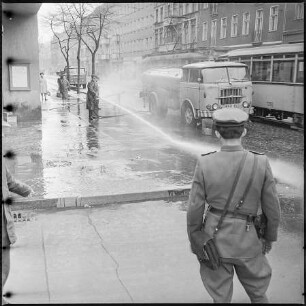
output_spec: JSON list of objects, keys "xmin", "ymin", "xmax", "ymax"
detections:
[
  {"xmin": 2, "ymin": 3, "xmax": 42, "ymax": 121},
  {"xmin": 148, "ymin": 2, "xmax": 304, "ymax": 68}
]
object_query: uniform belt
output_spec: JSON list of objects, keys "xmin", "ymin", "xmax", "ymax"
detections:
[{"xmin": 209, "ymin": 207, "xmax": 256, "ymax": 222}]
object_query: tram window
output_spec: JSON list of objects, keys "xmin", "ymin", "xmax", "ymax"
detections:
[
  {"xmin": 296, "ymin": 60, "xmax": 304, "ymax": 83},
  {"xmin": 285, "ymin": 54, "xmax": 295, "ymax": 59},
  {"xmin": 272, "ymin": 60, "xmax": 294, "ymax": 82},
  {"xmin": 252, "ymin": 61, "xmax": 271, "ymax": 81},
  {"xmin": 273, "ymin": 54, "xmax": 283, "ymax": 59}
]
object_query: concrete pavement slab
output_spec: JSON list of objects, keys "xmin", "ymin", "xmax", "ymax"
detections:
[{"xmin": 4, "ymin": 200, "xmax": 304, "ymax": 304}]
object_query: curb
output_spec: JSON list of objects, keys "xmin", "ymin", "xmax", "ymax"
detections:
[{"xmin": 11, "ymin": 187, "xmax": 191, "ymax": 211}]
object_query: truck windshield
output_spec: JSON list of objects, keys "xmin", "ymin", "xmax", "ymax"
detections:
[
  {"xmin": 201, "ymin": 67, "xmax": 250, "ymax": 83},
  {"xmin": 69, "ymin": 68, "xmax": 85, "ymax": 74}
]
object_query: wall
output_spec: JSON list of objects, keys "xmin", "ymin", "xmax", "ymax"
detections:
[{"xmin": 2, "ymin": 13, "xmax": 41, "ymax": 121}]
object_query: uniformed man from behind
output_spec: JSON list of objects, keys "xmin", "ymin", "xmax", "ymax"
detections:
[{"xmin": 187, "ymin": 108, "xmax": 281, "ymax": 303}]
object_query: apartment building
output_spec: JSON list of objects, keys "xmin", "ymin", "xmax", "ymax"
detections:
[
  {"xmin": 149, "ymin": 2, "xmax": 304, "ymax": 68},
  {"xmin": 96, "ymin": 3, "xmax": 155, "ymax": 77}
]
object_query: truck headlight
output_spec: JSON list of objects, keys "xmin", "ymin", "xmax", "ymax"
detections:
[
  {"xmin": 206, "ymin": 104, "xmax": 211, "ymax": 110},
  {"xmin": 242, "ymin": 101, "xmax": 249, "ymax": 108},
  {"xmin": 212, "ymin": 103, "xmax": 219, "ymax": 110}
]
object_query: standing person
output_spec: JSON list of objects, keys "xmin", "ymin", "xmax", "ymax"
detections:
[
  {"xmin": 87, "ymin": 74, "xmax": 100, "ymax": 121},
  {"xmin": 187, "ymin": 108, "xmax": 281, "ymax": 303},
  {"xmin": 39, "ymin": 72, "xmax": 48, "ymax": 102},
  {"xmin": 2, "ymin": 120, "xmax": 33, "ymax": 305},
  {"xmin": 58, "ymin": 74, "xmax": 70, "ymax": 103}
]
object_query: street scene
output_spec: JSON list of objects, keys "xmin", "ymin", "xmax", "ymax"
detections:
[{"xmin": 2, "ymin": 2, "xmax": 304, "ymax": 304}]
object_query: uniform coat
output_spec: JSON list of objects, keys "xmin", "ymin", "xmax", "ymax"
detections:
[
  {"xmin": 2, "ymin": 156, "xmax": 32, "ymax": 247},
  {"xmin": 87, "ymin": 79, "xmax": 100, "ymax": 119},
  {"xmin": 187, "ymin": 145, "xmax": 281, "ymax": 303}
]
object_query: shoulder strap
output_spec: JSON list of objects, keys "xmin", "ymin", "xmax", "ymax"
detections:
[
  {"xmin": 213, "ymin": 151, "xmax": 248, "ymax": 238},
  {"xmin": 234, "ymin": 154, "xmax": 258, "ymax": 214}
]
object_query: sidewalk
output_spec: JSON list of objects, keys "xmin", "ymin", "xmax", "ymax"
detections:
[{"xmin": 4, "ymin": 200, "xmax": 303, "ymax": 304}]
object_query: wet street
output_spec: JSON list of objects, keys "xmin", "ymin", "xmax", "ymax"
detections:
[{"xmin": 3, "ymin": 75, "xmax": 304, "ymax": 303}]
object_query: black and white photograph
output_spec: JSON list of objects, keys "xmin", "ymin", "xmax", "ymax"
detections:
[{"xmin": 2, "ymin": 2, "xmax": 304, "ymax": 304}]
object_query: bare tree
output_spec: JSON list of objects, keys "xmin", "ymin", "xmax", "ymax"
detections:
[
  {"xmin": 42, "ymin": 4, "xmax": 77, "ymax": 81},
  {"xmin": 81, "ymin": 3, "xmax": 116, "ymax": 75},
  {"xmin": 66, "ymin": 3, "xmax": 90, "ymax": 93}
]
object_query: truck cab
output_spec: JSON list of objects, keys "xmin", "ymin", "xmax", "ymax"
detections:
[{"xmin": 180, "ymin": 61, "xmax": 253, "ymax": 127}]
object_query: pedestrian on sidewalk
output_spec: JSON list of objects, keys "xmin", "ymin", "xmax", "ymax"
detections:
[
  {"xmin": 87, "ymin": 74, "xmax": 100, "ymax": 121},
  {"xmin": 187, "ymin": 108, "xmax": 280, "ymax": 303},
  {"xmin": 39, "ymin": 72, "xmax": 48, "ymax": 102},
  {"xmin": 58, "ymin": 74, "xmax": 70, "ymax": 103},
  {"xmin": 2, "ymin": 120, "xmax": 33, "ymax": 305}
]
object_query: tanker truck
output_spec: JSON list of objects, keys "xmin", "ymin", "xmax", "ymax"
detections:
[{"xmin": 139, "ymin": 61, "xmax": 253, "ymax": 128}]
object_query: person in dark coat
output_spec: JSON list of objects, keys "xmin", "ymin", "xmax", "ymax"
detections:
[
  {"xmin": 2, "ymin": 120, "xmax": 33, "ymax": 305},
  {"xmin": 58, "ymin": 74, "xmax": 70, "ymax": 102},
  {"xmin": 87, "ymin": 74, "xmax": 100, "ymax": 121},
  {"xmin": 187, "ymin": 108, "xmax": 281, "ymax": 303}
]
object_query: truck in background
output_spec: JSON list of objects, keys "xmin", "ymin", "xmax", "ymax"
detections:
[
  {"xmin": 57, "ymin": 66, "xmax": 87, "ymax": 88},
  {"xmin": 140, "ymin": 61, "xmax": 253, "ymax": 131}
]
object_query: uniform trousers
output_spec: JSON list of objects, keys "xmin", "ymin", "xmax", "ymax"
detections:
[{"xmin": 200, "ymin": 253, "xmax": 272, "ymax": 303}]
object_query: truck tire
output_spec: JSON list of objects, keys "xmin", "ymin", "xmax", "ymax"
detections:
[
  {"xmin": 182, "ymin": 103, "xmax": 196, "ymax": 127},
  {"xmin": 149, "ymin": 93, "xmax": 167, "ymax": 118}
]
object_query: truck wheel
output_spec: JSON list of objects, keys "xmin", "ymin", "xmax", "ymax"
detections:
[{"xmin": 182, "ymin": 104, "xmax": 196, "ymax": 127}]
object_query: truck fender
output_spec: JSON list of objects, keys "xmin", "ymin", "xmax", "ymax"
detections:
[{"xmin": 181, "ymin": 99, "xmax": 196, "ymax": 118}]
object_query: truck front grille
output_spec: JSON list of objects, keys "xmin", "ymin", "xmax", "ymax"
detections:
[{"xmin": 219, "ymin": 88, "xmax": 242, "ymax": 105}]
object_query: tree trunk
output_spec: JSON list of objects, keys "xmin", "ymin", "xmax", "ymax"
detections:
[
  {"xmin": 77, "ymin": 38, "xmax": 81, "ymax": 94},
  {"xmin": 91, "ymin": 52, "xmax": 96, "ymax": 75},
  {"xmin": 66, "ymin": 58, "xmax": 70, "ymax": 82}
]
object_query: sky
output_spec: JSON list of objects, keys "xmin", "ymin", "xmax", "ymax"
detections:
[
  {"xmin": 37, "ymin": 3, "xmax": 102, "ymax": 44},
  {"xmin": 37, "ymin": 3, "xmax": 58, "ymax": 43}
]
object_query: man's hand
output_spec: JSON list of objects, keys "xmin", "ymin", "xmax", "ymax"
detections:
[{"xmin": 261, "ymin": 239, "xmax": 273, "ymax": 254}]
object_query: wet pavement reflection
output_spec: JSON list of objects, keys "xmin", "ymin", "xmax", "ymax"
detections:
[{"xmin": 2, "ymin": 77, "xmax": 303, "ymax": 239}]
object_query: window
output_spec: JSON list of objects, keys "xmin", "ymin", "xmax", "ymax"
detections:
[
  {"xmin": 179, "ymin": 3, "xmax": 184, "ymax": 16},
  {"xmin": 189, "ymin": 69, "xmax": 200, "ymax": 82},
  {"xmin": 231, "ymin": 15, "xmax": 238, "ymax": 37},
  {"xmin": 296, "ymin": 60, "xmax": 304, "ymax": 83},
  {"xmin": 220, "ymin": 17, "xmax": 227, "ymax": 39},
  {"xmin": 203, "ymin": 3, "xmax": 209, "ymax": 9},
  {"xmin": 173, "ymin": 3, "xmax": 178, "ymax": 15},
  {"xmin": 167, "ymin": 3, "xmax": 171, "ymax": 17},
  {"xmin": 159, "ymin": 28, "xmax": 163, "ymax": 45},
  {"xmin": 254, "ymin": 9, "xmax": 263, "ymax": 41},
  {"xmin": 272, "ymin": 60, "xmax": 295, "ymax": 83},
  {"xmin": 182, "ymin": 69, "xmax": 189, "ymax": 82},
  {"xmin": 183, "ymin": 21, "xmax": 189, "ymax": 44},
  {"xmin": 190, "ymin": 19, "xmax": 197, "ymax": 43},
  {"xmin": 193, "ymin": 3, "xmax": 198, "ymax": 12},
  {"xmin": 202, "ymin": 22, "xmax": 208, "ymax": 41},
  {"xmin": 155, "ymin": 29, "xmax": 158, "ymax": 47},
  {"xmin": 252, "ymin": 61, "xmax": 271, "ymax": 82},
  {"xmin": 160, "ymin": 7, "xmax": 163, "ymax": 21},
  {"xmin": 155, "ymin": 9, "xmax": 158, "ymax": 23},
  {"xmin": 269, "ymin": 6, "xmax": 279, "ymax": 31},
  {"xmin": 212, "ymin": 3, "xmax": 218, "ymax": 14},
  {"xmin": 211, "ymin": 19, "xmax": 217, "ymax": 46},
  {"xmin": 242, "ymin": 12, "xmax": 250, "ymax": 35},
  {"xmin": 295, "ymin": 3, "xmax": 304, "ymax": 19}
]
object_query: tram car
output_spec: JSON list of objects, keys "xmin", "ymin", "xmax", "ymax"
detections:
[{"xmin": 218, "ymin": 43, "xmax": 304, "ymax": 128}]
